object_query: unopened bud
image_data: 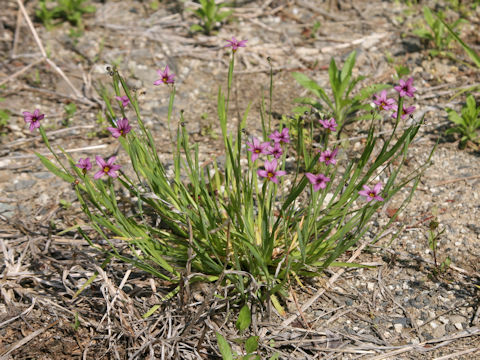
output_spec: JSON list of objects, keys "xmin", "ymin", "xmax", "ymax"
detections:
[{"xmin": 429, "ymin": 219, "xmax": 439, "ymax": 231}]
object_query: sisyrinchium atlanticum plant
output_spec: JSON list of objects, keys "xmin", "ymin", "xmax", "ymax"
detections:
[{"xmin": 30, "ymin": 37, "xmax": 433, "ymax": 313}]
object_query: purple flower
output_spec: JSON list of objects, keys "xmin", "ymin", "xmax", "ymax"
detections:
[
  {"xmin": 115, "ymin": 95, "xmax": 130, "ymax": 108},
  {"xmin": 154, "ymin": 65, "xmax": 175, "ymax": 85},
  {"xmin": 225, "ymin": 37, "xmax": 247, "ymax": 51},
  {"xmin": 23, "ymin": 109, "xmax": 44, "ymax": 132},
  {"xmin": 373, "ymin": 90, "xmax": 396, "ymax": 111},
  {"xmin": 75, "ymin": 157, "xmax": 92, "ymax": 175},
  {"xmin": 394, "ymin": 77, "xmax": 416, "ymax": 98},
  {"xmin": 319, "ymin": 117, "xmax": 337, "ymax": 131},
  {"xmin": 247, "ymin": 137, "xmax": 270, "ymax": 162},
  {"xmin": 305, "ymin": 173, "xmax": 331, "ymax": 192},
  {"xmin": 319, "ymin": 148, "xmax": 339, "ymax": 166},
  {"xmin": 257, "ymin": 159, "xmax": 286, "ymax": 184},
  {"xmin": 392, "ymin": 105, "xmax": 416, "ymax": 120},
  {"xmin": 266, "ymin": 142, "xmax": 283, "ymax": 159},
  {"xmin": 94, "ymin": 156, "xmax": 121, "ymax": 179},
  {"xmin": 358, "ymin": 182, "xmax": 384, "ymax": 202},
  {"xmin": 107, "ymin": 118, "xmax": 132, "ymax": 138},
  {"xmin": 269, "ymin": 128, "xmax": 290, "ymax": 144}
]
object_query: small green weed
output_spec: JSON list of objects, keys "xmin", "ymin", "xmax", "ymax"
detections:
[
  {"xmin": 189, "ymin": 0, "xmax": 232, "ymax": 35},
  {"xmin": 413, "ymin": 6, "xmax": 467, "ymax": 57},
  {"xmin": 36, "ymin": 0, "xmax": 96, "ymax": 30},
  {"xmin": 425, "ymin": 212, "xmax": 449, "ymax": 278},
  {"xmin": 0, "ymin": 97, "xmax": 10, "ymax": 135},
  {"xmin": 445, "ymin": 94, "xmax": 480, "ymax": 148},
  {"xmin": 216, "ymin": 306, "xmax": 279, "ymax": 359},
  {"xmin": 63, "ymin": 102, "xmax": 77, "ymax": 126},
  {"xmin": 59, "ymin": 198, "xmax": 72, "ymax": 209},
  {"xmin": 293, "ymin": 51, "xmax": 388, "ymax": 133}
]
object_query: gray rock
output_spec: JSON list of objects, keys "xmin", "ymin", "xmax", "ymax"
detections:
[
  {"xmin": 33, "ymin": 172, "xmax": 54, "ymax": 179},
  {"xmin": 15, "ymin": 179, "xmax": 37, "ymax": 191},
  {"xmin": 393, "ymin": 317, "xmax": 410, "ymax": 326},
  {"xmin": 0, "ymin": 203, "xmax": 15, "ymax": 218},
  {"xmin": 431, "ymin": 323, "xmax": 446, "ymax": 338}
]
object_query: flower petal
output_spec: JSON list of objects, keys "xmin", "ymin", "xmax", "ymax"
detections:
[{"xmin": 95, "ymin": 155, "xmax": 106, "ymax": 168}]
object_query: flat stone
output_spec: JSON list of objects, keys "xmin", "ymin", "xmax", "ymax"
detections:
[
  {"xmin": 33, "ymin": 172, "xmax": 54, "ymax": 179},
  {"xmin": 432, "ymin": 324, "xmax": 446, "ymax": 338},
  {"xmin": 14, "ymin": 179, "xmax": 37, "ymax": 191},
  {"xmin": 0, "ymin": 203, "xmax": 15, "ymax": 218}
]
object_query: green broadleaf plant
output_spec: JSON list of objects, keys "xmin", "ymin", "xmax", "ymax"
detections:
[
  {"xmin": 293, "ymin": 51, "xmax": 389, "ymax": 134},
  {"xmin": 35, "ymin": 0, "xmax": 96, "ymax": 30},
  {"xmin": 189, "ymin": 0, "xmax": 233, "ymax": 35},
  {"xmin": 445, "ymin": 95, "xmax": 480, "ymax": 148}
]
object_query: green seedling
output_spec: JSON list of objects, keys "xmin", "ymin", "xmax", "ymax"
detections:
[
  {"xmin": 293, "ymin": 51, "xmax": 388, "ymax": 134},
  {"xmin": 217, "ymin": 311, "xmax": 280, "ymax": 360},
  {"xmin": 189, "ymin": 0, "xmax": 233, "ymax": 35},
  {"xmin": 71, "ymin": 312, "xmax": 80, "ymax": 331},
  {"xmin": 63, "ymin": 102, "xmax": 77, "ymax": 126},
  {"xmin": 36, "ymin": 0, "xmax": 96, "ymax": 30},
  {"xmin": 445, "ymin": 95, "xmax": 480, "ymax": 148},
  {"xmin": 0, "ymin": 97, "xmax": 10, "ymax": 134},
  {"xmin": 426, "ymin": 214, "xmax": 449, "ymax": 277},
  {"xmin": 413, "ymin": 6, "xmax": 467, "ymax": 57},
  {"xmin": 59, "ymin": 198, "xmax": 72, "ymax": 209}
]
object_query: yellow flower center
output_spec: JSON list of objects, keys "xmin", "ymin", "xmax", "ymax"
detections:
[
  {"xmin": 104, "ymin": 166, "xmax": 110, "ymax": 173},
  {"xmin": 268, "ymin": 172, "xmax": 274, "ymax": 178}
]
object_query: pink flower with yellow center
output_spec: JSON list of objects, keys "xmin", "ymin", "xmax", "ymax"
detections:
[
  {"xmin": 23, "ymin": 109, "xmax": 44, "ymax": 132},
  {"xmin": 154, "ymin": 65, "xmax": 175, "ymax": 85},
  {"xmin": 392, "ymin": 105, "xmax": 416, "ymax": 120},
  {"xmin": 319, "ymin": 148, "xmax": 338, "ymax": 166},
  {"xmin": 305, "ymin": 173, "xmax": 330, "ymax": 191},
  {"xmin": 358, "ymin": 182, "xmax": 384, "ymax": 202},
  {"xmin": 225, "ymin": 37, "xmax": 247, "ymax": 52},
  {"xmin": 94, "ymin": 156, "xmax": 121, "ymax": 179},
  {"xmin": 394, "ymin": 77, "xmax": 416, "ymax": 98},
  {"xmin": 319, "ymin": 117, "xmax": 337, "ymax": 131},
  {"xmin": 107, "ymin": 118, "xmax": 132, "ymax": 138},
  {"xmin": 257, "ymin": 159, "xmax": 286, "ymax": 184},
  {"xmin": 373, "ymin": 90, "xmax": 396, "ymax": 111},
  {"xmin": 269, "ymin": 128, "xmax": 290, "ymax": 144},
  {"xmin": 246, "ymin": 137, "xmax": 270, "ymax": 162},
  {"xmin": 75, "ymin": 157, "xmax": 92, "ymax": 175}
]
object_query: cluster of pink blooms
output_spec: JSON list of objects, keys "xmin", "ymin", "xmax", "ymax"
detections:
[
  {"xmin": 373, "ymin": 77, "xmax": 417, "ymax": 120},
  {"xmin": 247, "ymin": 127, "xmax": 290, "ymax": 184},
  {"xmin": 75, "ymin": 156, "xmax": 121, "ymax": 179}
]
